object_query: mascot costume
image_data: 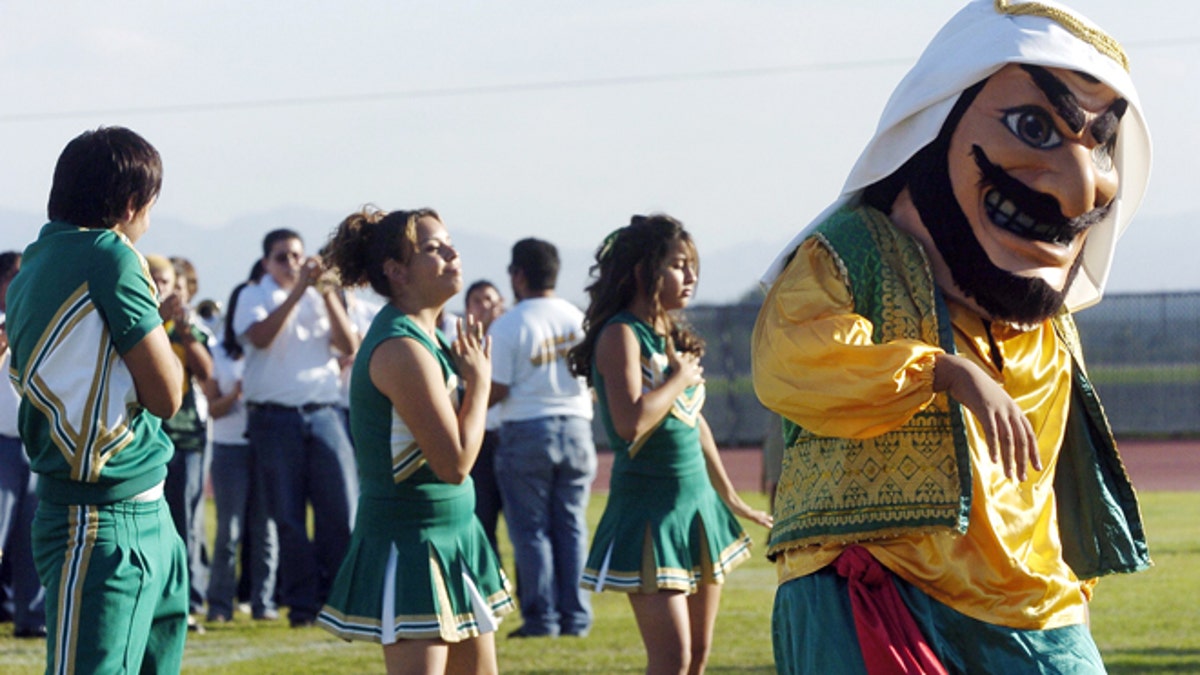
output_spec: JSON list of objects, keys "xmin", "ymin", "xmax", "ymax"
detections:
[{"xmin": 752, "ymin": 1, "xmax": 1151, "ymax": 672}]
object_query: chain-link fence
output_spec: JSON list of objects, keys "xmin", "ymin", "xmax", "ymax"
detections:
[
  {"xmin": 1071, "ymin": 292, "xmax": 1200, "ymax": 436},
  {"xmin": 667, "ymin": 291, "xmax": 1200, "ymax": 447}
]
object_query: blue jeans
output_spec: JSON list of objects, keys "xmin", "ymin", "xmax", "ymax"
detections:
[
  {"xmin": 164, "ymin": 444, "xmax": 209, "ymax": 613},
  {"xmin": 206, "ymin": 441, "xmax": 278, "ymax": 620},
  {"xmin": 496, "ymin": 415, "xmax": 596, "ymax": 636},
  {"xmin": 0, "ymin": 434, "xmax": 44, "ymax": 631},
  {"xmin": 247, "ymin": 404, "xmax": 358, "ymax": 621}
]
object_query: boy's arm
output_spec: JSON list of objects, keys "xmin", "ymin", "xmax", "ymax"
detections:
[{"xmin": 124, "ymin": 327, "xmax": 184, "ymax": 419}]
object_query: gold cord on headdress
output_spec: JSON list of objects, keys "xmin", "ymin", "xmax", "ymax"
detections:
[{"xmin": 994, "ymin": 0, "xmax": 1129, "ymax": 72}]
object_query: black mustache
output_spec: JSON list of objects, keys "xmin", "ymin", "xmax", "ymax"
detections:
[{"xmin": 971, "ymin": 145, "xmax": 1111, "ymax": 238}]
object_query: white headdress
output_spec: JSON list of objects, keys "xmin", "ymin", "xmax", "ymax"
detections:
[{"xmin": 761, "ymin": 0, "xmax": 1152, "ymax": 312}]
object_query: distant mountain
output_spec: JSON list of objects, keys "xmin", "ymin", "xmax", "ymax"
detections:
[
  {"xmin": 0, "ymin": 206, "xmax": 604, "ymax": 309},
  {"xmin": 2, "ymin": 206, "xmax": 1195, "ymax": 312}
]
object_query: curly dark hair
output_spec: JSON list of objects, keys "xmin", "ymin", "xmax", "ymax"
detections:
[
  {"xmin": 568, "ymin": 214, "xmax": 704, "ymax": 384},
  {"xmin": 320, "ymin": 205, "xmax": 439, "ymax": 298}
]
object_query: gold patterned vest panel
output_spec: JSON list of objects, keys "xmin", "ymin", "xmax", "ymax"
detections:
[{"xmin": 767, "ymin": 206, "xmax": 971, "ymax": 558}]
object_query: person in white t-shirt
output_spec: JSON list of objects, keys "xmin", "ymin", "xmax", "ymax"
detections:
[
  {"xmin": 488, "ymin": 238, "xmax": 596, "ymax": 638},
  {"xmin": 231, "ymin": 228, "xmax": 360, "ymax": 628}
]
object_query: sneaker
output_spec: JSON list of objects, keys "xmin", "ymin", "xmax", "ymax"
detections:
[
  {"xmin": 253, "ymin": 609, "xmax": 280, "ymax": 621},
  {"xmin": 187, "ymin": 615, "xmax": 206, "ymax": 635}
]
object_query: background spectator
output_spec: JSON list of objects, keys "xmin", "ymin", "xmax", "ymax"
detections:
[
  {"xmin": 232, "ymin": 228, "xmax": 360, "ymax": 628},
  {"xmin": 489, "ymin": 238, "xmax": 596, "ymax": 639}
]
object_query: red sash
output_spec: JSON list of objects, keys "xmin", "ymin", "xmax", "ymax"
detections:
[{"xmin": 833, "ymin": 546, "xmax": 948, "ymax": 675}]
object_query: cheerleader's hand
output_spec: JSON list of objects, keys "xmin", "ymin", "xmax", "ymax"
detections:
[
  {"xmin": 666, "ymin": 339, "xmax": 704, "ymax": 389},
  {"xmin": 452, "ymin": 314, "xmax": 491, "ymax": 388},
  {"xmin": 730, "ymin": 499, "xmax": 774, "ymax": 529}
]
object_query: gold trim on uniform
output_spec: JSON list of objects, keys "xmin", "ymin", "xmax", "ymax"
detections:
[
  {"xmin": 22, "ymin": 284, "xmax": 135, "ymax": 482},
  {"xmin": 54, "ymin": 505, "xmax": 98, "ymax": 674}
]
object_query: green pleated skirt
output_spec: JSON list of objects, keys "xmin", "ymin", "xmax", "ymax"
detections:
[
  {"xmin": 318, "ymin": 490, "xmax": 514, "ymax": 644},
  {"xmin": 581, "ymin": 467, "xmax": 752, "ymax": 594}
]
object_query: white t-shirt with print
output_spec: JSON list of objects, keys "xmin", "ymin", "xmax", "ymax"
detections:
[{"xmin": 488, "ymin": 296, "xmax": 592, "ymax": 423}]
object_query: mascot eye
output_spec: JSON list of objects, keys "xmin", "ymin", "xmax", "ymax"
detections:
[{"xmin": 1002, "ymin": 107, "xmax": 1062, "ymax": 149}]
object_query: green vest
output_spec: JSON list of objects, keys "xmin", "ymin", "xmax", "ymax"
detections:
[{"xmin": 767, "ymin": 205, "xmax": 1150, "ymax": 580}]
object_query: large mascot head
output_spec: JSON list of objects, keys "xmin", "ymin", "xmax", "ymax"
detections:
[{"xmin": 763, "ymin": 0, "xmax": 1151, "ymax": 324}]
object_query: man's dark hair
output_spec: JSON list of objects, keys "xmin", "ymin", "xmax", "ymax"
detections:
[
  {"xmin": 0, "ymin": 251, "xmax": 20, "ymax": 282},
  {"xmin": 510, "ymin": 238, "xmax": 559, "ymax": 291},
  {"xmin": 262, "ymin": 228, "xmax": 303, "ymax": 259},
  {"xmin": 47, "ymin": 126, "xmax": 162, "ymax": 230},
  {"xmin": 464, "ymin": 279, "xmax": 499, "ymax": 305}
]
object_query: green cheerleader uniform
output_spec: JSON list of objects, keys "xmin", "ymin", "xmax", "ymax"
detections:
[
  {"xmin": 318, "ymin": 306, "xmax": 513, "ymax": 644},
  {"xmin": 581, "ymin": 312, "xmax": 752, "ymax": 594}
]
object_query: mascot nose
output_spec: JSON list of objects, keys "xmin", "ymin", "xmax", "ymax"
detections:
[{"xmin": 1043, "ymin": 142, "xmax": 1119, "ymax": 219}]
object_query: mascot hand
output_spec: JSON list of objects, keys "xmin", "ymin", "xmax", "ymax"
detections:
[{"xmin": 933, "ymin": 353, "xmax": 1041, "ymax": 481}]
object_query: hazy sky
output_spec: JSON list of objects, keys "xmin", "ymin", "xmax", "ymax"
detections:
[{"xmin": 2, "ymin": 1, "xmax": 1197, "ymax": 303}]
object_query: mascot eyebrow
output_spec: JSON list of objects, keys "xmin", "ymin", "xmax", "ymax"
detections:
[{"xmin": 1019, "ymin": 64, "xmax": 1128, "ymax": 144}]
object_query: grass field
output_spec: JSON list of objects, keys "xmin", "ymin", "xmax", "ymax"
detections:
[{"xmin": 1, "ymin": 491, "xmax": 1196, "ymax": 674}]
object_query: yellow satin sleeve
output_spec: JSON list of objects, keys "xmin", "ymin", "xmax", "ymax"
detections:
[{"xmin": 752, "ymin": 238, "xmax": 942, "ymax": 438}]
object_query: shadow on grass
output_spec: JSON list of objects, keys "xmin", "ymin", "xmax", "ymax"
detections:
[{"xmin": 1105, "ymin": 648, "xmax": 1200, "ymax": 674}]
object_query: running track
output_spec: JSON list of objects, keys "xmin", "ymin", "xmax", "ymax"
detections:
[{"xmin": 590, "ymin": 438, "xmax": 1199, "ymax": 493}]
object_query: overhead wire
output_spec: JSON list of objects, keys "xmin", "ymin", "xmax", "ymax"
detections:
[{"xmin": 1, "ymin": 35, "xmax": 1195, "ymax": 124}]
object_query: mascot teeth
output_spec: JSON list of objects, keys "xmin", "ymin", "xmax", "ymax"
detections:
[{"xmin": 985, "ymin": 189, "xmax": 1070, "ymax": 245}]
